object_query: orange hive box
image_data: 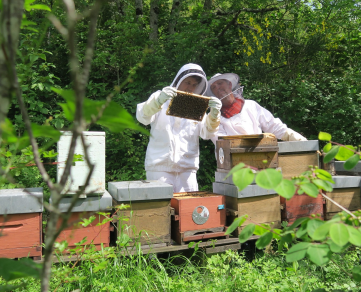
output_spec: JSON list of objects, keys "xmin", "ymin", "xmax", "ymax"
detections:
[
  {"xmin": 171, "ymin": 191, "xmax": 227, "ymax": 245},
  {"xmin": 0, "ymin": 188, "xmax": 43, "ymax": 259}
]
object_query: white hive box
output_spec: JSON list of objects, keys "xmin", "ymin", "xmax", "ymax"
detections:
[{"xmin": 57, "ymin": 131, "xmax": 105, "ymax": 197}]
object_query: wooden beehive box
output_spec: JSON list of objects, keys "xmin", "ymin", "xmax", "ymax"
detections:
[
  {"xmin": 216, "ymin": 134, "xmax": 279, "ymax": 170},
  {"xmin": 278, "ymin": 140, "xmax": 319, "ymax": 179},
  {"xmin": 171, "ymin": 191, "xmax": 226, "ymax": 244},
  {"xmin": 166, "ymin": 90, "xmax": 210, "ymax": 121},
  {"xmin": 0, "ymin": 188, "xmax": 43, "ymax": 259},
  {"xmin": 108, "ymin": 180, "xmax": 173, "ymax": 246},
  {"xmin": 334, "ymin": 161, "xmax": 361, "ymax": 176},
  {"xmin": 52, "ymin": 191, "xmax": 112, "ymax": 252},
  {"xmin": 325, "ymin": 176, "xmax": 361, "ymax": 220},
  {"xmin": 213, "ymin": 177, "xmax": 281, "ymax": 236}
]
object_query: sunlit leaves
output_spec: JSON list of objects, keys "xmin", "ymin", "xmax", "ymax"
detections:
[
  {"xmin": 318, "ymin": 132, "xmax": 331, "ymax": 141},
  {"xmin": 255, "ymin": 232, "xmax": 273, "ymax": 249},
  {"xmin": 344, "ymin": 154, "xmax": 360, "ymax": 170},
  {"xmin": 307, "ymin": 244, "xmax": 331, "ymax": 266},
  {"xmin": 307, "ymin": 219, "xmax": 324, "ymax": 238},
  {"xmin": 238, "ymin": 223, "xmax": 255, "ymax": 243},
  {"xmin": 312, "ymin": 179, "xmax": 333, "ymax": 192},
  {"xmin": 286, "ymin": 242, "xmax": 311, "ymax": 262},
  {"xmin": 300, "ymin": 183, "xmax": 319, "ymax": 198},
  {"xmin": 329, "ymin": 223, "xmax": 349, "ymax": 246},
  {"xmin": 314, "ymin": 169, "xmax": 335, "ymax": 183},
  {"xmin": 335, "ymin": 145, "xmax": 355, "ymax": 161},
  {"xmin": 225, "ymin": 163, "xmax": 245, "ymax": 179},
  {"xmin": 255, "ymin": 168, "xmax": 282, "ymax": 189},
  {"xmin": 323, "ymin": 143, "xmax": 332, "ymax": 153},
  {"xmin": 225, "ymin": 215, "xmax": 248, "ymax": 235},
  {"xmin": 232, "ymin": 168, "xmax": 254, "ymax": 191},
  {"xmin": 323, "ymin": 146, "xmax": 340, "ymax": 163},
  {"xmin": 275, "ymin": 179, "xmax": 296, "ymax": 199},
  {"xmin": 346, "ymin": 226, "xmax": 361, "ymax": 246}
]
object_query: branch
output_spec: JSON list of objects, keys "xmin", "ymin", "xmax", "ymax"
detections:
[{"xmin": 321, "ymin": 192, "xmax": 357, "ymax": 219}]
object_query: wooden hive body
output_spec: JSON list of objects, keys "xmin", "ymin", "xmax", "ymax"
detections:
[
  {"xmin": 325, "ymin": 176, "xmax": 361, "ymax": 220},
  {"xmin": 108, "ymin": 180, "xmax": 173, "ymax": 246},
  {"xmin": 216, "ymin": 134, "xmax": 279, "ymax": 170},
  {"xmin": 0, "ymin": 188, "xmax": 43, "ymax": 259},
  {"xmin": 171, "ymin": 192, "xmax": 226, "ymax": 244}
]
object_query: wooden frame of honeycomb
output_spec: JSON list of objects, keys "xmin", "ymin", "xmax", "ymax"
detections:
[{"xmin": 166, "ymin": 90, "xmax": 210, "ymax": 122}]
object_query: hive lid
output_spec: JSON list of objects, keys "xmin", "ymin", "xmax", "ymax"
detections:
[
  {"xmin": 278, "ymin": 140, "xmax": 319, "ymax": 153},
  {"xmin": 335, "ymin": 161, "xmax": 361, "ymax": 173},
  {"xmin": 108, "ymin": 180, "xmax": 173, "ymax": 202},
  {"xmin": 330, "ymin": 176, "xmax": 361, "ymax": 189},
  {"xmin": 0, "ymin": 188, "xmax": 43, "ymax": 215},
  {"xmin": 213, "ymin": 182, "xmax": 277, "ymax": 198},
  {"xmin": 51, "ymin": 191, "xmax": 112, "ymax": 212}
]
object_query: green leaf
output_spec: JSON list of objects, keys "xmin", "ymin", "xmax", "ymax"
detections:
[
  {"xmin": 329, "ymin": 223, "xmax": 349, "ymax": 246},
  {"xmin": 30, "ymin": 124, "xmax": 61, "ymax": 141},
  {"xmin": 323, "ymin": 146, "xmax": 340, "ymax": 163},
  {"xmin": 255, "ymin": 169, "xmax": 282, "ymax": 189},
  {"xmin": 232, "ymin": 168, "xmax": 254, "ymax": 191},
  {"xmin": 296, "ymin": 223, "xmax": 308, "ymax": 238},
  {"xmin": 312, "ymin": 222, "xmax": 331, "ymax": 241},
  {"xmin": 286, "ymin": 242, "xmax": 312, "ymax": 262},
  {"xmin": 335, "ymin": 145, "xmax": 355, "ymax": 161},
  {"xmin": 225, "ymin": 215, "xmax": 248, "ymax": 235},
  {"xmin": 346, "ymin": 225, "xmax": 361, "ymax": 246},
  {"xmin": 255, "ymin": 232, "xmax": 273, "ymax": 249},
  {"xmin": 323, "ymin": 143, "xmax": 332, "ymax": 153},
  {"xmin": 307, "ymin": 244, "xmax": 331, "ymax": 266},
  {"xmin": 224, "ymin": 163, "xmax": 245, "ymax": 179},
  {"xmin": 344, "ymin": 154, "xmax": 360, "ymax": 170},
  {"xmin": 0, "ymin": 258, "xmax": 41, "ymax": 281},
  {"xmin": 312, "ymin": 179, "xmax": 333, "ymax": 192},
  {"xmin": 314, "ymin": 169, "xmax": 333, "ymax": 179},
  {"xmin": 275, "ymin": 179, "xmax": 296, "ymax": 199},
  {"xmin": 238, "ymin": 223, "xmax": 255, "ymax": 243},
  {"xmin": 288, "ymin": 217, "xmax": 310, "ymax": 230},
  {"xmin": 300, "ymin": 183, "xmax": 319, "ymax": 198},
  {"xmin": 327, "ymin": 239, "xmax": 350, "ymax": 253},
  {"xmin": 307, "ymin": 219, "xmax": 324, "ymax": 238},
  {"xmin": 278, "ymin": 233, "xmax": 293, "ymax": 251},
  {"xmin": 28, "ymin": 4, "xmax": 51, "ymax": 11},
  {"xmin": 351, "ymin": 266, "xmax": 361, "ymax": 282},
  {"xmin": 318, "ymin": 132, "xmax": 331, "ymax": 141},
  {"xmin": 254, "ymin": 223, "xmax": 270, "ymax": 236}
]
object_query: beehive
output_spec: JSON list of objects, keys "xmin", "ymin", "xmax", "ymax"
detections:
[
  {"xmin": 166, "ymin": 90, "xmax": 210, "ymax": 121},
  {"xmin": 325, "ymin": 176, "xmax": 361, "ymax": 220},
  {"xmin": 216, "ymin": 134, "xmax": 279, "ymax": 171},
  {"xmin": 0, "ymin": 188, "xmax": 43, "ymax": 259},
  {"xmin": 334, "ymin": 161, "xmax": 361, "ymax": 176},
  {"xmin": 57, "ymin": 131, "xmax": 105, "ymax": 198},
  {"xmin": 108, "ymin": 180, "xmax": 173, "ymax": 245},
  {"xmin": 213, "ymin": 174, "xmax": 281, "ymax": 236},
  {"xmin": 52, "ymin": 191, "xmax": 112, "ymax": 251},
  {"xmin": 171, "ymin": 191, "xmax": 226, "ymax": 244}
]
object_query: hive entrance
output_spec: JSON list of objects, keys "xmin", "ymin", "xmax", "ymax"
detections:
[{"xmin": 166, "ymin": 90, "xmax": 210, "ymax": 121}]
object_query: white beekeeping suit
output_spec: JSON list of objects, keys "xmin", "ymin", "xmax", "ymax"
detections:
[{"xmin": 137, "ymin": 63, "xmax": 221, "ymax": 192}]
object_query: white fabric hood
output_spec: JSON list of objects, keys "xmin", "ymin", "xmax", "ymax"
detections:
[{"xmin": 170, "ymin": 63, "xmax": 208, "ymax": 95}]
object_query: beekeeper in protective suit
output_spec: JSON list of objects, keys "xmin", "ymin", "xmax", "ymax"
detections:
[
  {"xmin": 137, "ymin": 63, "xmax": 222, "ymax": 192},
  {"xmin": 206, "ymin": 73, "xmax": 307, "ymax": 142}
]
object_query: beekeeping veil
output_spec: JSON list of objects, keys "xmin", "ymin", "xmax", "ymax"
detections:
[
  {"xmin": 170, "ymin": 63, "xmax": 208, "ymax": 95},
  {"xmin": 206, "ymin": 73, "xmax": 244, "ymax": 99}
]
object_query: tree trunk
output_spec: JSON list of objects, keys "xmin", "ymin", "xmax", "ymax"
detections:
[
  {"xmin": 203, "ymin": 0, "xmax": 212, "ymax": 11},
  {"xmin": 0, "ymin": 0, "xmax": 24, "ymax": 138},
  {"xmin": 149, "ymin": 0, "xmax": 159, "ymax": 41},
  {"xmin": 168, "ymin": 0, "xmax": 182, "ymax": 34},
  {"xmin": 135, "ymin": 0, "xmax": 143, "ymax": 21}
]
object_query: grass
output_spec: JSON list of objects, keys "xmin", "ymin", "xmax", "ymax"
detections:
[{"xmin": 1, "ymin": 244, "xmax": 360, "ymax": 292}]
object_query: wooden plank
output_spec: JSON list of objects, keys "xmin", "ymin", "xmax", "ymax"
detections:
[
  {"xmin": 230, "ymin": 146, "xmax": 279, "ymax": 153},
  {"xmin": 326, "ymin": 188, "xmax": 360, "ymax": 213},
  {"xmin": 0, "ymin": 213, "xmax": 42, "ymax": 257},
  {"xmin": 219, "ymin": 134, "xmax": 276, "ymax": 140},
  {"xmin": 183, "ymin": 231, "xmax": 227, "ymax": 242},
  {"xmin": 184, "ymin": 226, "xmax": 225, "ymax": 237},
  {"xmin": 206, "ymin": 243, "xmax": 241, "ymax": 254},
  {"xmin": 230, "ymin": 152, "xmax": 278, "ymax": 169},
  {"xmin": 278, "ymin": 152, "xmax": 319, "ymax": 180}
]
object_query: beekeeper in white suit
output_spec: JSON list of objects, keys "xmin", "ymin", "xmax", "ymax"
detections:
[
  {"xmin": 137, "ymin": 63, "xmax": 222, "ymax": 192},
  {"xmin": 206, "ymin": 73, "xmax": 307, "ymax": 142}
]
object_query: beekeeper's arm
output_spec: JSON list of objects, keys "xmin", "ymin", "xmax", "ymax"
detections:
[
  {"xmin": 257, "ymin": 102, "xmax": 307, "ymax": 141},
  {"xmin": 200, "ymin": 97, "xmax": 222, "ymax": 140},
  {"xmin": 136, "ymin": 87, "xmax": 177, "ymax": 125}
]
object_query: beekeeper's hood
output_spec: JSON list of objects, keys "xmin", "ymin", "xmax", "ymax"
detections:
[
  {"xmin": 206, "ymin": 73, "xmax": 242, "ymax": 98},
  {"xmin": 170, "ymin": 63, "xmax": 208, "ymax": 95}
]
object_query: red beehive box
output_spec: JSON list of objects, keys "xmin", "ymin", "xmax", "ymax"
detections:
[
  {"xmin": 171, "ymin": 191, "xmax": 226, "ymax": 244},
  {"xmin": 0, "ymin": 188, "xmax": 43, "ymax": 259}
]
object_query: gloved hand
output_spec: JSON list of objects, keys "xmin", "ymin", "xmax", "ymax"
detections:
[
  {"xmin": 208, "ymin": 96, "xmax": 222, "ymax": 119},
  {"xmin": 281, "ymin": 128, "xmax": 307, "ymax": 141},
  {"xmin": 155, "ymin": 86, "xmax": 177, "ymax": 107}
]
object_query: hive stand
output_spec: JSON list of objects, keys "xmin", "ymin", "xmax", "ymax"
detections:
[
  {"xmin": 0, "ymin": 188, "xmax": 43, "ymax": 259},
  {"xmin": 278, "ymin": 140, "xmax": 324, "ymax": 225},
  {"xmin": 325, "ymin": 176, "xmax": 361, "ymax": 220},
  {"xmin": 108, "ymin": 180, "xmax": 173, "ymax": 247}
]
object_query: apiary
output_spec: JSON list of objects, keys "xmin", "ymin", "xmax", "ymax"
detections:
[
  {"xmin": 53, "ymin": 191, "xmax": 112, "ymax": 251},
  {"xmin": 171, "ymin": 191, "xmax": 227, "ymax": 244},
  {"xmin": 278, "ymin": 140, "xmax": 323, "ymax": 225},
  {"xmin": 334, "ymin": 161, "xmax": 361, "ymax": 176},
  {"xmin": 216, "ymin": 134, "xmax": 279, "ymax": 171},
  {"xmin": 108, "ymin": 180, "xmax": 173, "ymax": 246},
  {"xmin": 0, "ymin": 188, "xmax": 43, "ymax": 259},
  {"xmin": 57, "ymin": 131, "xmax": 105, "ymax": 198},
  {"xmin": 166, "ymin": 90, "xmax": 210, "ymax": 121},
  {"xmin": 213, "ymin": 174, "xmax": 281, "ymax": 236},
  {"xmin": 325, "ymin": 176, "xmax": 361, "ymax": 220}
]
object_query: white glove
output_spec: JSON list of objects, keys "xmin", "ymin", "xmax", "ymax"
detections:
[
  {"xmin": 208, "ymin": 96, "xmax": 222, "ymax": 119},
  {"xmin": 155, "ymin": 86, "xmax": 177, "ymax": 107},
  {"xmin": 281, "ymin": 128, "xmax": 307, "ymax": 141}
]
